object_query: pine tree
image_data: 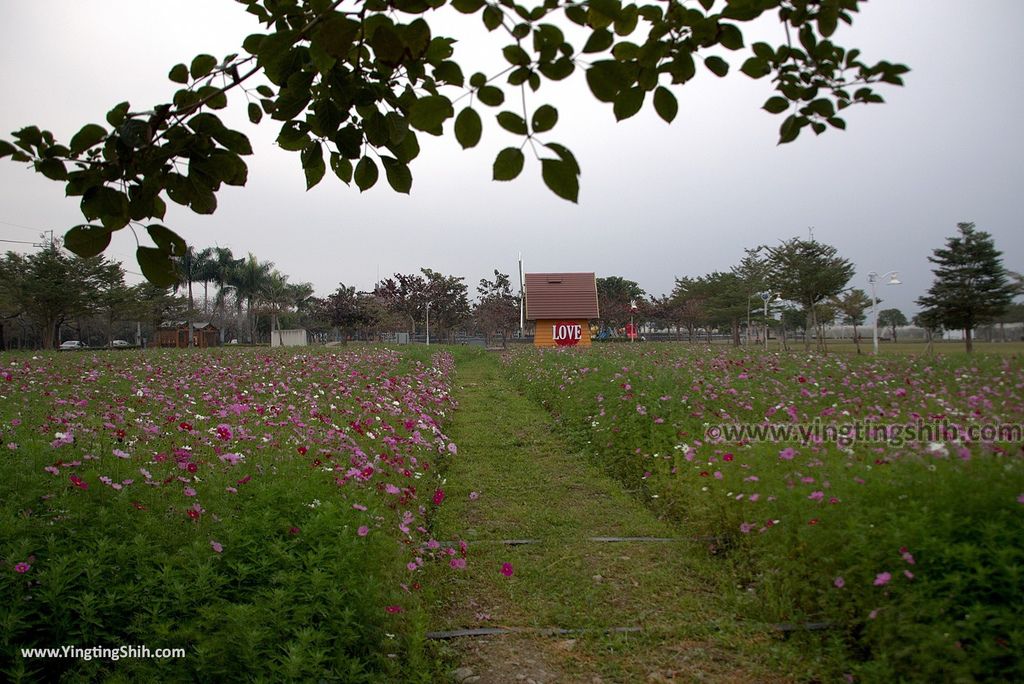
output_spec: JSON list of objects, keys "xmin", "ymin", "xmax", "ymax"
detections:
[{"xmin": 917, "ymin": 222, "xmax": 1015, "ymax": 352}]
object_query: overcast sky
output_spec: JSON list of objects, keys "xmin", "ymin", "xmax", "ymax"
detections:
[{"xmin": 0, "ymin": 1, "xmax": 1021, "ymax": 315}]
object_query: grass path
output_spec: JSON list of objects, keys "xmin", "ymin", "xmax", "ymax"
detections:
[{"xmin": 427, "ymin": 353, "xmax": 802, "ymax": 683}]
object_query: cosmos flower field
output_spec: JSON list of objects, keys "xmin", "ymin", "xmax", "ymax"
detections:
[
  {"xmin": 504, "ymin": 344, "xmax": 1024, "ymax": 681},
  {"xmin": 1, "ymin": 347, "xmax": 459, "ymax": 682}
]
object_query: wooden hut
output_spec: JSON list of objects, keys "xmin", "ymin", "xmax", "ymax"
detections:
[
  {"xmin": 524, "ymin": 272, "xmax": 600, "ymax": 348},
  {"xmin": 155, "ymin": 322, "xmax": 220, "ymax": 348}
]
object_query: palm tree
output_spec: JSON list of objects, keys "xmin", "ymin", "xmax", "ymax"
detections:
[
  {"xmin": 208, "ymin": 247, "xmax": 242, "ymax": 339},
  {"xmin": 227, "ymin": 254, "xmax": 273, "ymax": 343},
  {"xmin": 174, "ymin": 246, "xmax": 205, "ymax": 346}
]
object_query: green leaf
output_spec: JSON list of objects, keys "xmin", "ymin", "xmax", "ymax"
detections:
[
  {"xmin": 718, "ymin": 23, "xmax": 744, "ymax": 50},
  {"xmin": 704, "ymin": 56, "xmax": 729, "ymax": 77},
  {"xmin": 583, "ymin": 28, "xmax": 614, "ymax": 54},
  {"xmin": 740, "ymin": 56, "xmax": 770, "ymax": 79},
  {"xmin": 64, "ymin": 225, "xmax": 112, "ymax": 258},
  {"xmin": 106, "ymin": 102, "xmax": 130, "ymax": 127},
  {"xmin": 146, "ymin": 224, "xmax": 187, "ymax": 257},
  {"xmin": 482, "ymin": 6, "xmax": 502, "ymax": 31},
  {"xmin": 454, "ymin": 107, "xmax": 482, "ymax": 149},
  {"xmin": 381, "ymin": 156, "xmax": 412, "ymax": 193},
  {"xmin": 452, "ymin": 0, "xmax": 485, "ymax": 12},
  {"xmin": 541, "ymin": 158, "xmax": 579, "ymax": 202},
  {"xmin": 492, "ymin": 147, "xmax": 525, "ymax": 181},
  {"xmin": 69, "ymin": 124, "xmax": 107, "ymax": 155},
  {"xmin": 433, "ymin": 60, "xmax": 464, "ymax": 86},
  {"xmin": 503, "ymin": 44, "xmax": 531, "ymax": 66},
  {"xmin": 169, "ymin": 63, "xmax": 189, "ymax": 84},
  {"xmin": 613, "ymin": 87, "xmax": 644, "ymax": 121},
  {"xmin": 354, "ymin": 156, "xmax": 379, "ymax": 191},
  {"xmin": 544, "ymin": 142, "xmax": 579, "ymax": 175},
  {"xmin": 407, "ymin": 95, "xmax": 453, "ymax": 134},
  {"xmin": 531, "ymin": 105, "xmax": 558, "ymax": 133},
  {"xmin": 137, "ymin": 246, "xmax": 179, "ymax": 287},
  {"xmin": 496, "ymin": 111, "xmax": 527, "ymax": 135},
  {"xmin": 585, "ymin": 60, "xmax": 630, "ymax": 103},
  {"xmin": 80, "ymin": 185, "xmax": 128, "ymax": 229},
  {"xmin": 317, "ymin": 15, "xmax": 360, "ymax": 57},
  {"xmin": 476, "ymin": 86, "xmax": 505, "ymax": 107},
  {"xmin": 653, "ymin": 87, "xmax": 678, "ymax": 123},
  {"xmin": 301, "ymin": 142, "xmax": 326, "ymax": 190},
  {"xmin": 0, "ymin": 141, "xmax": 17, "ymax": 159},
  {"xmin": 763, "ymin": 96, "xmax": 789, "ymax": 114},
  {"xmin": 330, "ymin": 153, "xmax": 353, "ymax": 184},
  {"xmin": 36, "ymin": 158, "xmax": 67, "ymax": 181},
  {"xmin": 190, "ymin": 54, "xmax": 218, "ymax": 79},
  {"xmin": 779, "ymin": 114, "xmax": 802, "ymax": 144}
]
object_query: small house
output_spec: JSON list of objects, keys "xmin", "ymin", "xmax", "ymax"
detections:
[
  {"xmin": 525, "ymin": 272, "xmax": 600, "ymax": 348},
  {"xmin": 155, "ymin": 322, "xmax": 220, "ymax": 348}
]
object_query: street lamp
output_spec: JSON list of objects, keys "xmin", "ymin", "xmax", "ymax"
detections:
[
  {"xmin": 759, "ymin": 292, "xmax": 781, "ymax": 352},
  {"xmin": 868, "ymin": 271, "xmax": 901, "ymax": 355},
  {"xmin": 425, "ymin": 301, "xmax": 431, "ymax": 346}
]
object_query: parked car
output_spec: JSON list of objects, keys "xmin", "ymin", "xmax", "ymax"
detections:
[
  {"xmin": 59, "ymin": 340, "xmax": 87, "ymax": 351},
  {"xmin": 111, "ymin": 339, "xmax": 131, "ymax": 348}
]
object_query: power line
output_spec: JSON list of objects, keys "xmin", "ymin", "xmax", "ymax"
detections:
[
  {"xmin": 0, "ymin": 219, "xmax": 48, "ymax": 233},
  {"xmin": 0, "ymin": 238, "xmax": 38, "ymax": 245}
]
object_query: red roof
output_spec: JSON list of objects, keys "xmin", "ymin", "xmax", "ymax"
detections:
[{"xmin": 525, "ymin": 272, "xmax": 600, "ymax": 320}]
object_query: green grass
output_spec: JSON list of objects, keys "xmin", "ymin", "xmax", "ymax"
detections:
[{"xmin": 426, "ymin": 353, "xmax": 818, "ymax": 681}]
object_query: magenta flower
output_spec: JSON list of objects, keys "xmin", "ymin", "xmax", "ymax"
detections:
[
  {"xmin": 432, "ymin": 489, "xmax": 445, "ymax": 505},
  {"xmin": 873, "ymin": 572, "xmax": 892, "ymax": 586},
  {"xmin": 500, "ymin": 562, "xmax": 514, "ymax": 577},
  {"xmin": 216, "ymin": 424, "xmax": 233, "ymax": 441},
  {"xmin": 778, "ymin": 447, "xmax": 796, "ymax": 460},
  {"xmin": 450, "ymin": 558, "xmax": 466, "ymax": 569},
  {"xmin": 468, "ymin": 491, "xmax": 479, "ymax": 501},
  {"xmin": 834, "ymin": 577, "xmax": 845, "ymax": 589},
  {"xmin": 357, "ymin": 525, "xmax": 369, "ymax": 537},
  {"xmin": 808, "ymin": 491, "xmax": 825, "ymax": 501},
  {"xmin": 14, "ymin": 562, "xmax": 31, "ymax": 574},
  {"xmin": 210, "ymin": 540, "xmax": 223, "ymax": 553},
  {"xmin": 385, "ymin": 605, "xmax": 403, "ymax": 614}
]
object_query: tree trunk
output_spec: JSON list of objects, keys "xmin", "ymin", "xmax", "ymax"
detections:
[
  {"xmin": 852, "ymin": 323, "xmax": 861, "ymax": 354},
  {"xmin": 964, "ymin": 327, "xmax": 973, "ymax": 353},
  {"xmin": 891, "ymin": 325, "xmax": 898, "ymax": 343},
  {"xmin": 732, "ymin": 319, "xmax": 741, "ymax": 346}
]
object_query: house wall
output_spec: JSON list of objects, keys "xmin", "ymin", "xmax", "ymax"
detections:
[
  {"xmin": 270, "ymin": 329, "xmax": 308, "ymax": 347},
  {"xmin": 533, "ymin": 319, "xmax": 592, "ymax": 348}
]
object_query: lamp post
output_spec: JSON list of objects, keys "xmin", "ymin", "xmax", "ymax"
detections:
[
  {"xmin": 759, "ymin": 292, "xmax": 779, "ymax": 352},
  {"xmin": 425, "ymin": 301, "xmax": 431, "ymax": 346},
  {"xmin": 629, "ymin": 299, "xmax": 638, "ymax": 341},
  {"xmin": 868, "ymin": 271, "xmax": 901, "ymax": 355}
]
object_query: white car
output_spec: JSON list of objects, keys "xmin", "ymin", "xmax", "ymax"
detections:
[
  {"xmin": 59, "ymin": 340, "xmax": 87, "ymax": 350},
  {"xmin": 111, "ymin": 339, "xmax": 131, "ymax": 348}
]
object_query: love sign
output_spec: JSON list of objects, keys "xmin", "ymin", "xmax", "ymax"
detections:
[{"xmin": 552, "ymin": 321, "xmax": 583, "ymax": 346}]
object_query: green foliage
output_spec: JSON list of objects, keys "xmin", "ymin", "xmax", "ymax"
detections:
[
  {"xmin": 917, "ymin": 222, "xmax": 1016, "ymax": 351},
  {"xmin": 0, "ymin": 1, "xmax": 906, "ymax": 283}
]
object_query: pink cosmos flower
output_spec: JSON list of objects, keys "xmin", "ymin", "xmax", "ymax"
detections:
[
  {"xmin": 904, "ymin": 570, "xmax": 914, "ymax": 580},
  {"xmin": 385, "ymin": 605, "xmax": 403, "ymax": 614},
  {"xmin": 433, "ymin": 489, "xmax": 445, "ymax": 505},
  {"xmin": 70, "ymin": 474, "xmax": 88, "ymax": 490},
  {"xmin": 352, "ymin": 503, "xmax": 367, "ymax": 511},
  {"xmin": 14, "ymin": 562, "xmax": 31, "ymax": 574},
  {"xmin": 183, "ymin": 487, "xmax": 197, "ymax": 497},
  {"xmin": 808, "ymin": 491, "xmax": 825, "ymax": 501},
  {"xmin": 500, "ymin": 562, "xmax": 514, "ymax": 577},
  {"xmin": 216, "ymin": 424, "xmax": 233, "ymax": 441},
  {"xmin": 450, "ymin": 557, "xmax": 466, "ymax": 569},
  {"xmin": 834, "ymin": 577, "xmax": 845, "ymax": 589},
  {"xmin": 874, "ymin": 572, "xmax": 892, "ymax": 586},
  {"xmin": 357, "ymin": 526, "xmax": 369, "ymax": 537},
  {"xmin": 779, "ymin": 447, "xmax": 796, "ymax": 460},
  {"xmin": 468, "ymin": 491, "xmax": 479, "ymax": 501},
  {"xmin": 210, "ymin": 540, "xmax": 223, "ymax": 553},
  {"xmin": 112, "ymin": 449, "xmax": 130, "ymax": 459}
]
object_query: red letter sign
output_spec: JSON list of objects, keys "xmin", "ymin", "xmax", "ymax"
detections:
[{"xmin": 552, "ymin": 321, "xmax": 583, "ymax": 346}]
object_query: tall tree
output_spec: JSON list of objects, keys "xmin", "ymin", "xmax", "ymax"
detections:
[
  {"xmin": 916, "ymin": 222, "xmax": 1016, "ymax": 353},
  {"xmin": 732, "ymin": 247, "xmax": 769, "ymax": 344},
  {"xmin": 833, "ymin": 288, "xmax": 872, "ymax": 354},
  {"xmin": 475, "ymin": 270, "xmax": 518, "ymax": 347},
  {"xmin": 228, "ymin": 254, "xmax": 274, "ymax": 343},
  {"xmin": 670, "ymin": 276, "xmax": 708, "ymax": 342},
  {"xmin": 876, "ymin": 308, "xmax": 907, "ymax": 343},
  {"xmin": 597, "ymin": 276, "xmax": 645, "ymax": 334},
  {"xmin": 765, "ymin": 238, "xmax": 854, "ymax": 351},
  {"xmin": 1, "ymin": 3, "xmax": 907, "ymax": 282}
]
